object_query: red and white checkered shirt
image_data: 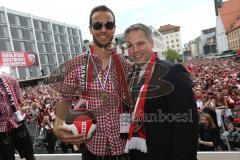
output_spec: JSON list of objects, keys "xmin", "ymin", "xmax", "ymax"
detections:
[
  {"xmin": 58, "ymin": 52, "xmax": 132, "ymax": 156},
  {"xmin": 0, "ymin": 75, "xmax": 21, "ymax": 132}
]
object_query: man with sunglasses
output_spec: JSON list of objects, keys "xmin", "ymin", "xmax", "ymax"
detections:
[{"xmin": 52, "ymin": 5, "xmax": 131, "ymax": 160}]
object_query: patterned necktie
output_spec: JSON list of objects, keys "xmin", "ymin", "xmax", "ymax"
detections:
[{"xmin": 131, "ymin": 66, "xmax": 142, "ymax": 106}]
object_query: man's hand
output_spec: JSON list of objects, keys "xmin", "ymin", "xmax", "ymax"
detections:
[
  {"xmin": 53, "ymin": 125, "xmax": 86, "ymax": 145},
  {"xmin": 53, "ymin": 100, "xmax": 86, "ymax": 145}
]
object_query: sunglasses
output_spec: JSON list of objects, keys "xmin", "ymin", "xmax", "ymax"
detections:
[{"xmin": 91, "ymin": 21, "xmax": 115, "ymax": 30}]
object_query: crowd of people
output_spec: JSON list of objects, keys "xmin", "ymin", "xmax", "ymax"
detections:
[
  {"xmin": 19, "ymin": 85, "xmax": 85, "ymax": 154},
  {"xmin": 19, "ymin": 85, "xmax": 61, "ymax": 153},
  {"xmin": 184, "ymin": 55, "xmax": 240, "ymax": 150}
]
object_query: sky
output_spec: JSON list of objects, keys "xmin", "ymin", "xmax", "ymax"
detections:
[{"xmin": 0, "ymin": 0, "xmax": 217, "ymax": 45}]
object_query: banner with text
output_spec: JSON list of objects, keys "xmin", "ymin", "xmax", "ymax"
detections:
[{"xmin": 0, "ymin": 52, "xmax": 38, "ymax": 67}]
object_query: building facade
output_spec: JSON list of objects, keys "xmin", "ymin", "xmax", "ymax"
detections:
[
  {"xmin": 215, "ymin": 0, "xmax": 240, "ymax": 53},
  {"xmin": 227, "ymin": 25, "xmax": 240, "ymax": 50},
  {"xmin": 216, "ymin": 15, "xmax": 229, "ymax": 53},
  {"xmin": 200, "ymin": 27, "xmax": 217, "ymax": 55},
  {"xmin": 158, "ymin": 24, "xmax": 183, "ymax": 55},
  {"xmin": 0, "ymin": 7, "xmax": 83, "ymax": 80}
]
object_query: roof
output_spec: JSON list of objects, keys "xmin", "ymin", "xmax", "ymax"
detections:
[
  {"xmin": 231, "ymin": 17, "xmax": 240, "ymax": 31},
  {"xmin": 219, "ymin": 0, "xmax": 240, "ymax": 32},
  {"xmin": 202, "ymin": 27, "xmax": 216, "ymax": 34},
  {"xmin": 158, "ymin": 24, "xmax": 180, "ymax": 32}
]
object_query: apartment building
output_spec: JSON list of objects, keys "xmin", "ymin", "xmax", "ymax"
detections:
[
  {"xmin": 0, "ymin": 7, "xmax": 83, "ymax": 80},
  {"xmin": 158, "ymin": 24, "xmax": 183, "ymax": 54}
]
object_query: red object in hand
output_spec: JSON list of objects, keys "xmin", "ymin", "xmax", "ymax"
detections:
[{"xmin": 64, "ymin": 108, "xmax": 97, "ymax": 139}]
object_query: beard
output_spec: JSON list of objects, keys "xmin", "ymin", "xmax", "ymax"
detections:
[{"xmin": 93, "ymin": 35, "xmax": 114, "ymax": 48}]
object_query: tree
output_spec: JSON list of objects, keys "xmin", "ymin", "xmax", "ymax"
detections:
[{"xmin": 165, "ymin": 49, "xmax": 181, "ymax": 62}]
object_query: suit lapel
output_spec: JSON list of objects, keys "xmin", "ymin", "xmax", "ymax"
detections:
[{"xmin": 146, "ymin": 58, "xmax": 174, "ymax": 99}]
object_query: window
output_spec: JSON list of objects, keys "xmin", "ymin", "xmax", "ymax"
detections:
[
  {"xmin": 165, "ymin": 36, "xmax": 168, "ymax": 39},
  {"xmin": 0, "ymin": 12, "xmax": 6, "ymax": 23},
  {"xmin": 29, "ymin": 66, "xmax": 39, "ymax": 77},
  {"xmin": 33, "ymin": 20, "xmax": 42, "ymax": 30},
  {"xmin": 11, "ymin": 27, "xmax": 19, "ymax": 39},
  {"xmin": 40, "ymin": 54, "xmax": 49, "ymax": 64},
  {"xmin": 64, "ymin": 54, "xmax": 70, "ymax": 61},
  {"xmin": 60, "ymin": 35, "xmax": 66, "ymax": 44},
  {"xmin": 166, "ymin": 41, "xmax": 169, "ymax": 44},
  {"xmin": 62, "ymin": 45, "xmax": 68, "ymax": 53},
  {"xmin": 44, "ymin": 33, "xmax": 52, "ymax": 42},
  {"xmin": 75, "ymin": 46, "xmax": 80, "ymax": 53},
  {"xmin": 20, "ymin": 16, "xmax": 29, "ymax": 27},
  {"xmin": 46, "ymin": 44, "xmax": 54, "ymax": 53},
  {"xmin": 49, "ymin": 65, "xmax": 56, "ymax": 72},
  {"xmin": 42, "ymin": 65, "xmax": 50, "ymax": 75},
  {"xmin": 22, "ymin": 29, "xmax": 32, "ymax": 40},
  {"xmin": 52, "ymin": 24, "xmax": 59, "ymax": 33},
  {"xmin": 24, "ymin": 41, "xmax": 34, "ymax": 51},
  {"xmin": 17, "ymin": 29, "xmax": 23, "ymax": 39},
  {"xmin": 42, "ymin": 22, "xmax": 50, "ymax": 31},
  {"xmin": 172, "ymin": 45, "xmax": 175, "ymax": 48},
  {"xmin": 176, "ymin": 39, "xmax": 179, "ymax": 42},
  {"xmin": 38, "ymin": 43, "xmax": 47, "ymax": 53},
  {"xmin": 13, "ymin": 41, "xmax": 21, "ymax": 51},
  {"xmin": 38, "ymin": 21, "xmax": 43, "ymax": 30},
  {"xmin": 70, "ymin": 45, "xmax": 75, "ymax": 53},
  {"xmin": 0, "ymin": 26, "xmax": 8, "ymax": 37},
  {"xmin": 171, "ymin": 40, "xmax": 174, "ymax": 43},
  {"xmin": 52, "ymin": 24, "xmax": 56, "ymax": 32},
  {"xmin": 54, "ymin": 35, "xmax": 61, "ymax": 44},
  {"xmin": 73, "ymin": 37, "xmax": 79, "ymax": 44},
  {"xmin": 15, "ymin": 16, "xmax": 21, "ymax": 26},
  {"xmin": 18, "ymin": 67, "xmax": 27, "ymax": 79},
  {"xmin": 177, "ymin": 44, "xmax": 179, "ymax": 47},
  {"xmin": 73, "ymin": 29, "xmax": 78, "ymax": 36},
  {"xmin": 58, "ymin": 54, "xmax": 64, "ymax": 63},
  {"xmin": 59, "ymin": 26, "xmax": 65, "ymax": 34},
  {"xmin": 48, "ymin": 54, "xmax": 57, "ymax": 64},
  {"xmin": 8, "ymin": 14, "xmax": 16, "ymax": 25},
  {"xmin": 0, "ymin": 40, "xmax": 11, "ymax": 51},
  {"xmin": 69, "ymin": 37, "xmax": 74, "ymax": 44},
  {"xmin": 36, "ymin": 31, "xmax": 44, "ymax": 41},
  {"xmin": 56, "ymin": 45, "xmax": 63, "ymax": 53}
]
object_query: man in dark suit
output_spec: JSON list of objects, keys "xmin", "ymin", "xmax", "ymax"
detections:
[{"xmin": 124, "ymin": 23, "xmax": 198, "ymax": 160}]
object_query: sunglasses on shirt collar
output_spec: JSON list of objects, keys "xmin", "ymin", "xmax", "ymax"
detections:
[{"xmin": 91, "ymin": 21, "xmax": 115, "ymax": 30}]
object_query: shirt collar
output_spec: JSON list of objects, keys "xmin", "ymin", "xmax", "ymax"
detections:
[{"xmin": 134, "ymin": 58, "xmax": 151, "ymax": 72}]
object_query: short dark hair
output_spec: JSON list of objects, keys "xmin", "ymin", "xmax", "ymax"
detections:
[
  {"xmin": 124, "ymin": 23, "xmax": 152, "ymax": 40},
  {"xmin": 89, "ymin": 5, "xmax": 115, "ymax": 25}
]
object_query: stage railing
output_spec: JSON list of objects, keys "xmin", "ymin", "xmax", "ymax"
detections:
[{"xmin": 15, "ymin": 152, "xmax": 240, "ymax": 160}]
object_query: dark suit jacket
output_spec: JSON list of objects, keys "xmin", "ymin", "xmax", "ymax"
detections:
[{"xmin": 132, "ymin": 58, "xmax": 198, "ymax": 160}]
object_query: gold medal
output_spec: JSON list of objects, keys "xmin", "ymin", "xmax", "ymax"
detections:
[{"xmin": 100, "ymin": 91, "xmax": 109, "ymax": 103}]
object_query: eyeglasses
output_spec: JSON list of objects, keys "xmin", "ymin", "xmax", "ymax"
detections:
[{"xmin": 91, "ymin": 21, "xmax": 115, "ymax": 30}]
